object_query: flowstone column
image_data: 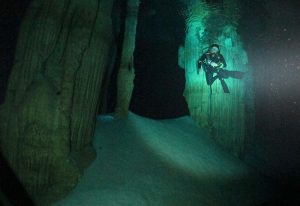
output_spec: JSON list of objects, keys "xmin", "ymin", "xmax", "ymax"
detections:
[
  {"xmin": 0, "ymin": 0, "xmax": 114, "ymax": 204},
  {"xmin": 115, "ymin": 0, "xmax": 140, "ymax": 117},
  {"xmin": 183, "ymin": 0, "xmax": 254, "ymax": 157}
]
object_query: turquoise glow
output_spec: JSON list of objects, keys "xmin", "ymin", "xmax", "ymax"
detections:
[
  {"xmin": 130, "ymin": 113, "xmax": 252, "ymax": 180},
  {"xmin": 181, "ymin": 1, "xmax": 254, "ymax": 156}
]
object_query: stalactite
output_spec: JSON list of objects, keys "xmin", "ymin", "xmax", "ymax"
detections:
[
  {"xmin": 114, "ymin": 0, "xmax": 140, "ymax": 117},
  {"xmin": 0, "ymin": 0, "xmax": 114, "ymax": 204},
  {"xmin": 182, "ymin": 0, "xmax": 254, "ymax": 157}
]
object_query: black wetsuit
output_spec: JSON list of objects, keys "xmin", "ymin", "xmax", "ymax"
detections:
[{"xmin": 197, "ymin": 52, "xmax": 244, "ymax": 92}]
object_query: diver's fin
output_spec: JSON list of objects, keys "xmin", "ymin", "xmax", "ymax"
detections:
[
  {"xmin": 220, "ymin": 79, "xmax": 230, "ymax": 93},
  {"xmin": 228, "ymin": 71, "xmax": 245, "ymax": 79}
]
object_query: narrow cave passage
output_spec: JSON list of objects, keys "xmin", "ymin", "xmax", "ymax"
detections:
[{"xmin": 129, "ymin": 0, "xmax": 189, "ymax": 119}]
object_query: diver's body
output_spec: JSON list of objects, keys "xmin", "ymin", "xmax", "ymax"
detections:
[{"xmin": 197, "ymin": 44, "xmax": 244, "ymax": 93}]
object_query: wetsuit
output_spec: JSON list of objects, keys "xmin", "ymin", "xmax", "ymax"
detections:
[{"xmin": 197, "ymin": 52, "xmax": 244, "ymax": 92}]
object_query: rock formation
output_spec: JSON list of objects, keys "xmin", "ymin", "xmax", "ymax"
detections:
[
  {"xmin": 182, "ymin": 0, "xmax": 254, "ymax": 157},
  {"xmin": 115, "ymin": 0, "xmax": 140, "ymax": 117},
  {"xmin": 0, "ymin": 0, "xmax": 114, "ymax": 204}
]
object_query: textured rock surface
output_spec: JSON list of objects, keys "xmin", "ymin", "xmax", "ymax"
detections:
[
  {"xmin": 115, "ymin": 0, "xmax": 140, "ymax": 117},
  {"xmin": 0, "ymin": 0, "xmax": 114, "ymax": 204},
  {"xmin": 182, "ymin": 0, "xmax": 254, "ymax": 157}
]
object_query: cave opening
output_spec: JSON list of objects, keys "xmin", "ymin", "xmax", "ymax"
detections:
[{"xmin": 128, "ymin": 0, "xmax": 190, "ymax": 119}]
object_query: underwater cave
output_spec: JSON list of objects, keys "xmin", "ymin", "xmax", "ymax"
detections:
[{"xmin": 1, "ymin": 0, "xmax": 300, "ymax": 205}]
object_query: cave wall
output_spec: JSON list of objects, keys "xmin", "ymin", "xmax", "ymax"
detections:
[
  {"xmin": 0, "ymin": 0, "xmax": 114, "ymax": 204},
  {"xmin": 182, "ymin": 0, "xmax": 254, "ymax": 157}
]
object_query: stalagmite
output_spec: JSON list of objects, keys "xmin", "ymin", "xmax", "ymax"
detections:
[
  {"xmin": 0, "ymin": 0, "xmax": 114, "ymax": 204},
  {"xmin": 115, "ymin": 0, "xmax": 140, "ymax": 117}
]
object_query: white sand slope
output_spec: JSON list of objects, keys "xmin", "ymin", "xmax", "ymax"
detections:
[{"xmin": 53, "ymin": 112, "xmax": 273, "ymax": 206}]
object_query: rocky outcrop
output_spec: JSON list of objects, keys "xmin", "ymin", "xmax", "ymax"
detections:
[
  {"xmin": 115, "ymin": 0, "xmax": 140, "ymax": 117},
  {"xmin": 182, "ymin": 0, "xmax": 254, "ymax": 157},
  {"xmin": 0, "ymin": 0, "xmax": 114, "ymax": 204}
]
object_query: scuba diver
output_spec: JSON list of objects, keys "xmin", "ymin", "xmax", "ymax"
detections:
[{"xmin": 197, "ymin": 44, "xmax": 244, "ymax": 93}]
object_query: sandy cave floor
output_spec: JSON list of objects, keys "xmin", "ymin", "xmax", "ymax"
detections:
[{"xmin": 53, "ymin": 112, "xmax": 275, "ymax": 206}]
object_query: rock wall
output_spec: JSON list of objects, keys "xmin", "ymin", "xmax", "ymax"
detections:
[
  {"xmin": 182, "ymin": 0, "xmax": 254, "ymax": 157},
  {"xmin": 0, "ymin": 0, "xmax": 114, "ymax": 204}
]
